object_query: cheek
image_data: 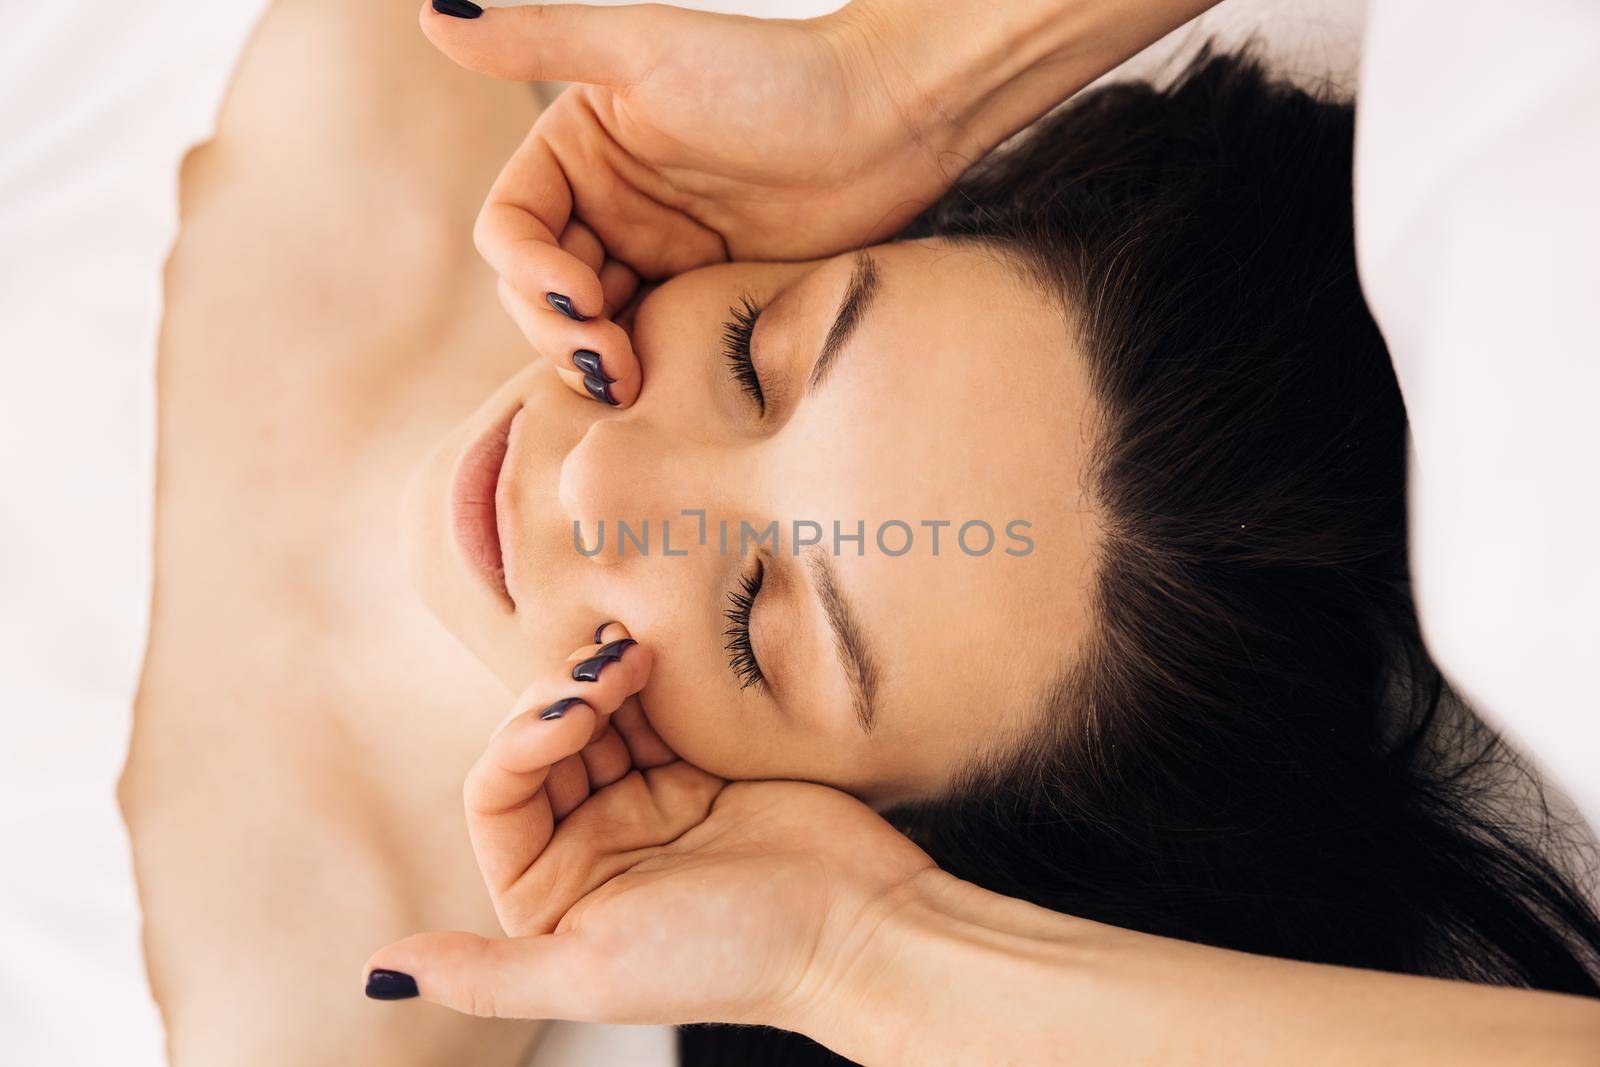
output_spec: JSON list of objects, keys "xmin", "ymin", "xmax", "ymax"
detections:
[
  {"xmin": 622, "ymin": 561, "xmax": 814, "ymax": 782},
  {"xmin": 629, "ymin": 569, "xmax": 751, "ymax": 774}
]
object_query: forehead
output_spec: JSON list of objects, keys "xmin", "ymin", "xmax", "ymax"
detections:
[
  {"xmin": 804, "ymin": 241, "xmax": 1079, "ymax": 498},
  {"xmin": 787, "ymin": 241, "xmax": 1101, "ymax": 795}
]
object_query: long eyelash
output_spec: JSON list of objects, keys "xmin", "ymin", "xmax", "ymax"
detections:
[
  {"xmin": 722, "ymin": 557, "xmax": 766, "ymax": 691},
  {"xmin": 720, "ymin": 294, "xmax": 766, "ymax": 413}
]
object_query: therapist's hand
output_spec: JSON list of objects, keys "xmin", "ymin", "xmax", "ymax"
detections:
[
  {"xmin": 419, "ymin": 0, "xmax": 1153, "ymax": 407},
  {"xmin": 365, "ymin": 626, "xmax": 934, "ymax": 1027}
]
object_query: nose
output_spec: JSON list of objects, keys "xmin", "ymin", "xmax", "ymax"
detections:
[{"xmin": 559, "ymin": 413, "xmax": 747, "ymax": 563}]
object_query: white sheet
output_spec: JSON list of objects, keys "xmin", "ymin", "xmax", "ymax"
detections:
[
  {"xmin": 0, "ymin": 5, "xmax": 268, "ymax": 1066},
  {"xmin": 1356, "ymin": 0, "xmax": 1600, "ymax": 828}
]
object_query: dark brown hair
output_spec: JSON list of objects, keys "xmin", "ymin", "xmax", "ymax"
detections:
[{"xmin": 682, "ymin": 48, "xmax": 1600, "ymax": 1066}]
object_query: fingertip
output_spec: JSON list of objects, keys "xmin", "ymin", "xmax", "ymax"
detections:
[
  {"xmin": 562, "ymin": 634, "xmax": 649, "ymax": 684},
  {"xmin": 565, "ymin": 623, "xmax": 635, "ymax": 660},
  {"xmin": 580, "ymin": 373, "xmax": 622, "ymax": 408},
  {"xmin": 418, "ymin": 0, "xmax": 479, "ymax": 53},
  {"xmin": 622, "ymin": 639, "xmax": 653, "ymax": 684},
  {"xmin": 490, "ymin": 685, "xmax": 593, "ymax": 742},
  {"xmin": 525, "ymin": 262, "xmax": 605, "ymax": 324},
  {"xmin": 536, "ymin": 696, "xmax": 588, "ymax": 722},
  {"xmin": 605, "ymin": 640, "xmax": 653, "ymax": 701},
  {"xmin": 365, "ymin": 968, "xmax": 420, "ymax": 1001},
  {"xmin": 546, "ymin": 291, "xmax": 590, "ymax": 322},
  {"xmin": 597, "ymin": 259, "xmax": 641, "ymax": 321},
  {"xmin": 474, "ymin": 203, "xmax": 603, "ymax": 318},
  {"xmin": 418, "ymin": 0, "xmax": 443, "ymax": 36},
  {"xmin": 364, "ymin": 931, "xmax": 493, "ymax": 1007}
]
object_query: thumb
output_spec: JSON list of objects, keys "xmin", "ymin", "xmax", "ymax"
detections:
[
  {"xmin": 364, "ymin": 930, "xmax": 607, "ymax": 1019},
  {"xmin": 420, "ymin": 1, "xmax": 700, "ymax": 85}
]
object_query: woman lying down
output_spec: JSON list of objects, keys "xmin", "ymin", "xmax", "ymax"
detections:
[{"xmin": 126, "ymin": 0, "xmax": 1600, "ymax": 1063}]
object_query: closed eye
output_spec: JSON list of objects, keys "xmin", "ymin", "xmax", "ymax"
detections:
[
  {"xmin": 720, "ymin": 293, "xmax": 766, "ymax": 414},
  {"xmin": 723, "ymin": 555, "xmax": 766, "ymax": 690}
]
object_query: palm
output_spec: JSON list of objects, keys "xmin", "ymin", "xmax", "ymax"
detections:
[
  {"xmin": 544, "ymin": 16, "xmax": 962, "ymax": 270},
  {"xmin": 536, "ymin": 773, "xmax": 933, "ymax": 1024},
  {"xmin": 369, "ymin": 638, "xmax": 932, "ymax": 1025}
]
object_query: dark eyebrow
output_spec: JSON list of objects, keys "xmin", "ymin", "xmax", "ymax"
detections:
[
  {"xmin": 807, "ymin": 251, "xmax": 883, "ymax": 394},
  {"xmin": 804, "ymin": 548, "xmax": 881, "ymax": 734}
]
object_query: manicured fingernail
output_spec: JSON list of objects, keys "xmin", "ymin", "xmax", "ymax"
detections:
[
  {"xmin": 582, "ymin": 375, "xmax": 618, "ymax": 406},
  {"xmin": 539, "ymin": 697, "xmax": 583, "ymax": 721},
  {"xmin": 595, "ymin": 638, "xmax": 637, "ymax": 660},
  {"xmin": 365, "ymin": 969, "xmax": 419, "ymax": 1001},
  {"xmin": 572, "ymin": 349, "xmax": 614, "ymax": 383},
  {"xmin": 432, "ymin": 0, "xmax": 483, "ymax": 18},
  {"xmin": 593, "ymin": 621, "xmax": 619, "ymax": 644},
  {"xmin": 546, "ymin": 292, "xmax": 587, "ymax": 321},
  {"xmin": 571, "ymin": 655, "xmax": 619, "ymax": 683}
]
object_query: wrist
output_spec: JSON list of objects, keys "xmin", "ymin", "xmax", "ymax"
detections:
[
  {"xmin": 827, "ymin": 0, "xmax": 1221, "ymax": 161},
  {"xmin": 782, "ymin": 869, "xmax": 1102, "ymax": 1066}
]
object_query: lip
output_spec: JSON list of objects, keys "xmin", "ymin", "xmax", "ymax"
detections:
[{"xmin": 450, "ymin": 405, "xmax": 520, "ymax": 604}]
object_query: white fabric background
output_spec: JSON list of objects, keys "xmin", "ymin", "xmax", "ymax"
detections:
[
  {"xmin": 9, "ymin": 1, "xmax": 1593, "ymax": 1065},
  {"xmin": 1355, "ymin": 0, "xmax": 1600, "ymax": 831},
  {"xmin": 0, "ymin": 7, "xmax": 268, "ymax": 1066}
]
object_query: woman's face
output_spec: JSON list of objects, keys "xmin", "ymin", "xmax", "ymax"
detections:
[{"xmin": 405, "ymin": 239, "xmax": 1098, "ymax": 804}]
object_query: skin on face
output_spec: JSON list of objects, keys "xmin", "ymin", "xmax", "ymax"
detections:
[{"xmin": 404, "ymin": 239, "xmax": 1099, "ymax": 805}]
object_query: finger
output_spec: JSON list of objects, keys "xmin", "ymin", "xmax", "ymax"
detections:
[
  {"xmin": 488, "ymin": 100, "xmax": 729, "ymax": 289},
  {"xmin": 579, "ymin": 724, "xmax": 633, "ymax": 791},
  {"xmin": 591, "ymin": 619, "xmax": 629, "ymax": 646},
  {"xmin": 495, "ymin": 280, "xmax": 589, "ymax": 399},
  {"xmin": 583, "ymin": 626, "xmax": 676, "ymax": 767},
  {"xmin": 495, "ymin": 279, "xmax": 588, "ymax": 400},
  {"xmin": 420, "ymin": 2, "xmax": 699, "ymax": 86},
  {"xmin": 473, "ymin": 132, "xmax": 600, "ymax": 316},
  {"xmin": 557, "ymin": 218, "xmax": 605, "ymax": 277},
  {"xmin": 365, "ymin": 930, "xmax": 610, "ymax": 1021},
  {"xmin": 465, "ymin": 697, "xmax": 594, "ymax": 898},
  {"xmin": 469, "ymin": 632, "xmax": 649, "ymax": 822},
  {"xmin": 611, "ymin": 696, "xmax": 677, "ymax": 770},
  {"xmin": 543, "ymin": 753, "xmax": 592, "ymax": 822},
  {"xmin": 467, "ymin": 638, "xmax": 652, "ymax": 895},
  {"xmin": 497, "ymin": 280, "xmax": 641, "ymax": 407},
  {"xmin": 509, "ymin": 760, "xmax": 723, "ymax": 934},
  {"xmin": 597, "ymin": 258, "xmax": 640, "ymax": 320},
  {"xmin": 563, "ymin": 620, "xmax": 635, "ymax": 734},
  {"xmin": 562, "ymin": 219, "xmax": 639, "ymax": 318},
  {"xmin": 562, "ymin": 147, "xmax": 730, "ymax": 279},
  {"xmin": 479, "ymin": 143, "xmax": 640, "ymax": 387},
  {"xmin": 615, "ymin": 283, "xmax": 657, "ymax": 335}
]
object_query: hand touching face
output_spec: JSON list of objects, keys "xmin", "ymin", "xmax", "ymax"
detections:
[
  {"xmin": 366, "ymin": 628, "xmax": 935, "ymax": 1028},
  {"xmin": 419, "ymin": 0, "xmax": 988, "ymax": 411}
]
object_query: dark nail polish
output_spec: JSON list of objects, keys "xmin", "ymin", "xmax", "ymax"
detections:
[
  {"xmin": 593, "ymin": 621, "xmax": 619, "ymax": 644},
  {"xmin": 366, "ymin": 969, "xmax": 419, "ymax": 1001},
  {"xmin": 582, "ymin": 375, "xmax": 618, "ymax": 406},
  {"xmin": 546, "ymin": 292, "xmax": 587, "ymax": 321},
  {"xmin": 571, "ymin": 349, "xmax": 614, "ymax": 383},
  {"xmin": 571, "ymin": 655, "xmax": 618, "ymax": 683},
  {"xmin": 539, "ymin": 697, "xmax": 583, "ymax": 721},
  {"xmin": 432, "ymin": 0, "xmax": 482, "ymax": 18},
  {"xmin": 595, "ymin": 638, "xmax": 637, "ymax": 660}
]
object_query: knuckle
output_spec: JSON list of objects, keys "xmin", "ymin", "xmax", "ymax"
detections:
[{"xmin": 464, "ymin": 985, "xmax": 500, "ymax": 1019}]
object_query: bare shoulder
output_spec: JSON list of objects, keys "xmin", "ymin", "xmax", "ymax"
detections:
[
  {"xmin": 157, "ymin": 0, "xmax": 540, "ymax": 497},
  {"xmin": 193, "ymin": 0, "xmax": 537, "ymax": 216},
  {"xmin": 162, "ymin": 0, "xmax": 538, "ymax": 371}
]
